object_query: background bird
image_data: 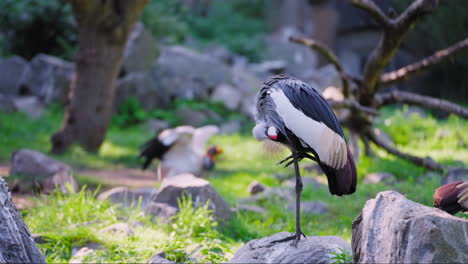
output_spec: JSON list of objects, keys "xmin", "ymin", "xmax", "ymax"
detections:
[
  {"xmin": 139, "ymin": 125, "xmax": 220, "ymax": 180},
  {"xmin": 433, "ymin": 180, "xmax": 468, "ymax": 215},
  {"xmin": 252, "ymin": 74, "xmax": 357, "ymax": 246}
]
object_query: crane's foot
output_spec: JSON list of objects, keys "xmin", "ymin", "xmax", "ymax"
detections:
[{"xmin": 269, "ymin": 231, "xmax": 306, "ymax": 247}]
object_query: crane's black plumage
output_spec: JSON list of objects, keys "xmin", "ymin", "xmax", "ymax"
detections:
[{"xmin": 253, "ymin": 74, "xmax": 357, "ymax": 246}]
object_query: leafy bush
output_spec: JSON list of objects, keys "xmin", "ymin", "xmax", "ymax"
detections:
[
  {"xmin": 0, "ymin": 0, "xmax": 77, "ymax": 60},
  {"xmin": 113, "ymin": 96, "xmax": 246, "ymax": 128},
  {"xmin": 141, "ymin": 0, "xmax": 268, "ymax": 62}
]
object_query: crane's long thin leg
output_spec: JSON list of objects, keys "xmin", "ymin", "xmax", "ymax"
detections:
[{"xmin": 270, "ymin": 149, "xmax": 306, "ymax": 247}]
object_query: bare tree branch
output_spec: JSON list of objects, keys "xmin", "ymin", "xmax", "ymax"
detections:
[
  {"xmin": 380, "ymin": 38, "xmax": 468, "ymax": 86},
  {"xmin": 354, "ymin": 0, "xmax": 439, "ymax": 105},
  {"xmin": 289, "ymin": 36, "xmax": 351, "ymax": 97},
  {"xmin": 375, "ymin": 90, "xmax": 468, "ymax": 119},
  {"xmin": 366, "ymin": 129, "xmax": 445, "ymax": 171},
  {"xmin": 351, "ymin": 0, "xmax": 391, "ymax": 28},
  {"xmin": 328, "ymin": 99, "xmax": 379, "ymax": 116}
]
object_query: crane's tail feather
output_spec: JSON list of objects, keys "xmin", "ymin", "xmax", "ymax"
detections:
[{"xmin": 319, "ymin": 146, "xmax": 357, "ymax": 196}]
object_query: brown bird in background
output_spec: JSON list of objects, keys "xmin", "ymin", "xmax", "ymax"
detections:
[{"xmin": 433, "ymin": 180, "xmax": 468, "ymax": 215}]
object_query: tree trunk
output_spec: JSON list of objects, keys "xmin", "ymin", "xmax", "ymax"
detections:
[{"xmin": 51, "ymin": 0, "xmax": 148, "ymax": 154}]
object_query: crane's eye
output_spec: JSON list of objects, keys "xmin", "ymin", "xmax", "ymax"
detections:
[{"xmin": 267, "ymin": 126, "xmax": 278, "ymax": 140}]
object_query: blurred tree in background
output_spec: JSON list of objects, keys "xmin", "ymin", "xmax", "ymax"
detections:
[{"xmin": 51, "ymin": 0, "xmax": 148, "ymax": 154}]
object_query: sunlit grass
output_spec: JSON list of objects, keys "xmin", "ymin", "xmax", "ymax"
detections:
[{"xmin": 2, "ymin": 104, "xmax": 467, "ymax": 262}]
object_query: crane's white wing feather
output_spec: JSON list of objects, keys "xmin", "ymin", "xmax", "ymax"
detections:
[{"xmin": 270, "ymin": 88, "xmax": 347, "ymax": 169}]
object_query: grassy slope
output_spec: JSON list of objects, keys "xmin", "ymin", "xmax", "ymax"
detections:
[{"xmin": 1, "ymin": 105, "xmax": 467, "ymax": 262}]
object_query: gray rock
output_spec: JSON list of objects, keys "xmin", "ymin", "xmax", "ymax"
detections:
[
  {"xmin": 352, "ymin": 191, "xmax": 468, "ymax": 263},
  {"xmin": 40, "ymin": 168, "xmax": 78, "ymax": 194},
  {"xmin": 250, "ymin": 60, "xmax": 287, "ymax": 75},
  {"xmin": 12, "ymin": 96, "xmax": 46, "ymax": 119},
  {"xmin": 204, "ymin": 44, "xmax": 234, "ymax": 65},
  {"xmin": 0, "ymin": 177, "xmax": 46, "ymax": 263},
  {"xmin": 248, "ymin": 181, "xmax": 266, "ymax": 196},
  {"xmin": 0, "ymin": 56, "xmax": 29, "ymax": 95},
  {"xmin": 69, "ymin": 243, "xmax": 101, "ymax": 264},
  {"xmin": 146, "ymin": 119, "xmax": 170, "ymax": 133},
  {"xmin": 147, "ymin": 252, "xmax": 174, "ymax": 264},
  {"xmin": 239, "ymin": 95, "xmax": 257, "ymax": 118},
  {"xmin": 0, "ymin": 94, "xmax": 17, "ymax": 112},
  {"xmin": 114, "ymin": 72, "xmax": 168, "ymax": 111},
  {"xmin": 19, "ymin": 54, "xmax": 74, "ymax": 104},
  {"xmin": 283, "ymin": 177, "xmax": 324, "ymax": 190},
  {"xmin": 210, "ymin": 83, "xmax": 242, "ymax": 111},
  {"xmin": 122, "ymin": 22, "xmax": 159, "ymax": 74},
  {"xmin": 99, "ymin": 223, "xmax": 134, "ymax": 237},
  {"xmin": 303, "ymin": 64, "xmax": 340, "ymax": 92},
  {"xmin": 237, "ymin": 204, "xmax": 268, "ymax": 215},
  {"xmin": 230, "ymin": 66, "xmax": 263, "ymax": 96},
  {"xmin": 239, "ymin": 187, "xmax": 295, "ymax": 204},
  {"xmin": 363, "ymin": 172, "xmax": 396, "ymax": 185},
  {"xmin": 264, "ymin": 27, "xmax": 318, "ymax": 81},
  {"xmin": 220, "ymin": 120, "xmax": 242, "ymax": 135},
  {"xmin": 153, "ymin": 174, "xmax": 231, "ymax": 222},
  {"xmin": 9, "ymin": 149, "xmax": 77, "ymax": 194},
  {"xmin": 152, "ymin": 45, "xmax": 231, "ymax": 101},
  {"xmin": 287, "ymin": 201, "xmax": 328, "ymax": 215},
  {"xmin": 175, "ymin": 106, "xmax": 211, "ymax": 127},
  {"xmin": 97, "ymin": 186, "xmax": 158, "ymax": 209},
  {"xmin": 145, "ymin": 202, "xmax": 178, "ymax": 221},
  {"xmin": 229, "ymin": 232, "xmax": 351, "ymax": 263},
  {"xmin": 442, "ymin": 167, "xmax": 468, "ymax": 185}
]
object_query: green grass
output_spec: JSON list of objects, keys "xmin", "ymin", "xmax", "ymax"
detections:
[{"xmin": 1, "ymin": 105, "xmax": 467, "ymax": 262}]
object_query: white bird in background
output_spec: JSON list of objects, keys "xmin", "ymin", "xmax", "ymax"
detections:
[
  {"xmin": 252, "ymin": 74, "xmax": 357, "ymax": 246},
  {"xmin": 139, "ymin": 125, "xmax": 220, "ymax": 180}
]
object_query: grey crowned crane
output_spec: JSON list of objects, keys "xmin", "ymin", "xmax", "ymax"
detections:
[
  {"xmin": 252, "ymin": 75, "xmax": 357, "ymax": 246},
  {"xmin": 433, "ymin": 180, "xmax": 468, "ymax": 215},
  {"xmin": 139, "ymin": 125, "xmax": 220, "ymax": 180}
]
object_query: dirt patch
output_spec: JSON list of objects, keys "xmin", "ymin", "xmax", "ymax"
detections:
[{"xmin": 78, "ymin": 168, "xmax": 157, "ymax": 188}]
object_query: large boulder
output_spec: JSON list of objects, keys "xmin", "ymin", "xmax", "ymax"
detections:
[
  {"xmin": 0, "ymin": 177, "xmax": 46, "ymax": 263},
  {"xmin": 0, "ymin": 56, "xmax": 29, "ymax": 95},
  {"xmin": 19, "ymin": 54, "xmax": 74, "ymax": 104},
  {"xmin": 210, "ymin": 83, "xmax": 243, "ymax": 111},
  {"xmin": 150, "ymin": 174, "xmax": 231, "ymax": 222},
  {"xmin": 9, "ymin": 149, "xmax": 77, "ymax": 193},
  {"xmin": 229, "ymin": 232, "xmax": 351, "ymax": 263},
  {"xmin": 352, "ymin": 191, "xmax": 468, "ymax": 263},
  {"xmin": 151, "ymin": 46, "xmax": 231, "ymax": 101},
  {"xmin": 122, "ymin": 22, "xmax": 160, "ymax": 74},
  {"xmin": 114, "ymin": 72, "xmax": 168, "ymax": 111}
]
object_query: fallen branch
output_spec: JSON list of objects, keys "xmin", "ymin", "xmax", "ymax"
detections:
[
  {"xmin": 380, "ymin": 38, "xmax": 468, "ymax": 86},
  {"xmin": 328, "ymin": 99, "xmax": 379, "ymax": 116},
  {"xmin": 366, "ymin": 129, "xmax": 445, "ymax": 171},
  {"xmin": 289, "ymin": 36, "xmax": 351, "ymax": 97},
  {"xmin": 375, "ymin": 90, "xmax": 468, "ymax": 119}
]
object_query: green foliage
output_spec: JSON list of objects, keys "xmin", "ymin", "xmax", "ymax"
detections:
[
  {"xmin": 112, "ymin": 96, "xmax": 246, "ymax": 128},
  {"xmin": 24, "ymin": 188, "xmax": 234, "ymax": 263},
  {"xmin": 141, "ymin": 0, "xmax": 268, "ymax": 61},
  {"xmin": 330, "ymin": 248, "xmax": 354, "ymax": 264},
  {"xmin": 141, "ymin": 0, "xmax": 189, "ymax": 43},
  {"xmin": 0, "ymin": 0, "xmax": 77, "ymax": 60}
]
